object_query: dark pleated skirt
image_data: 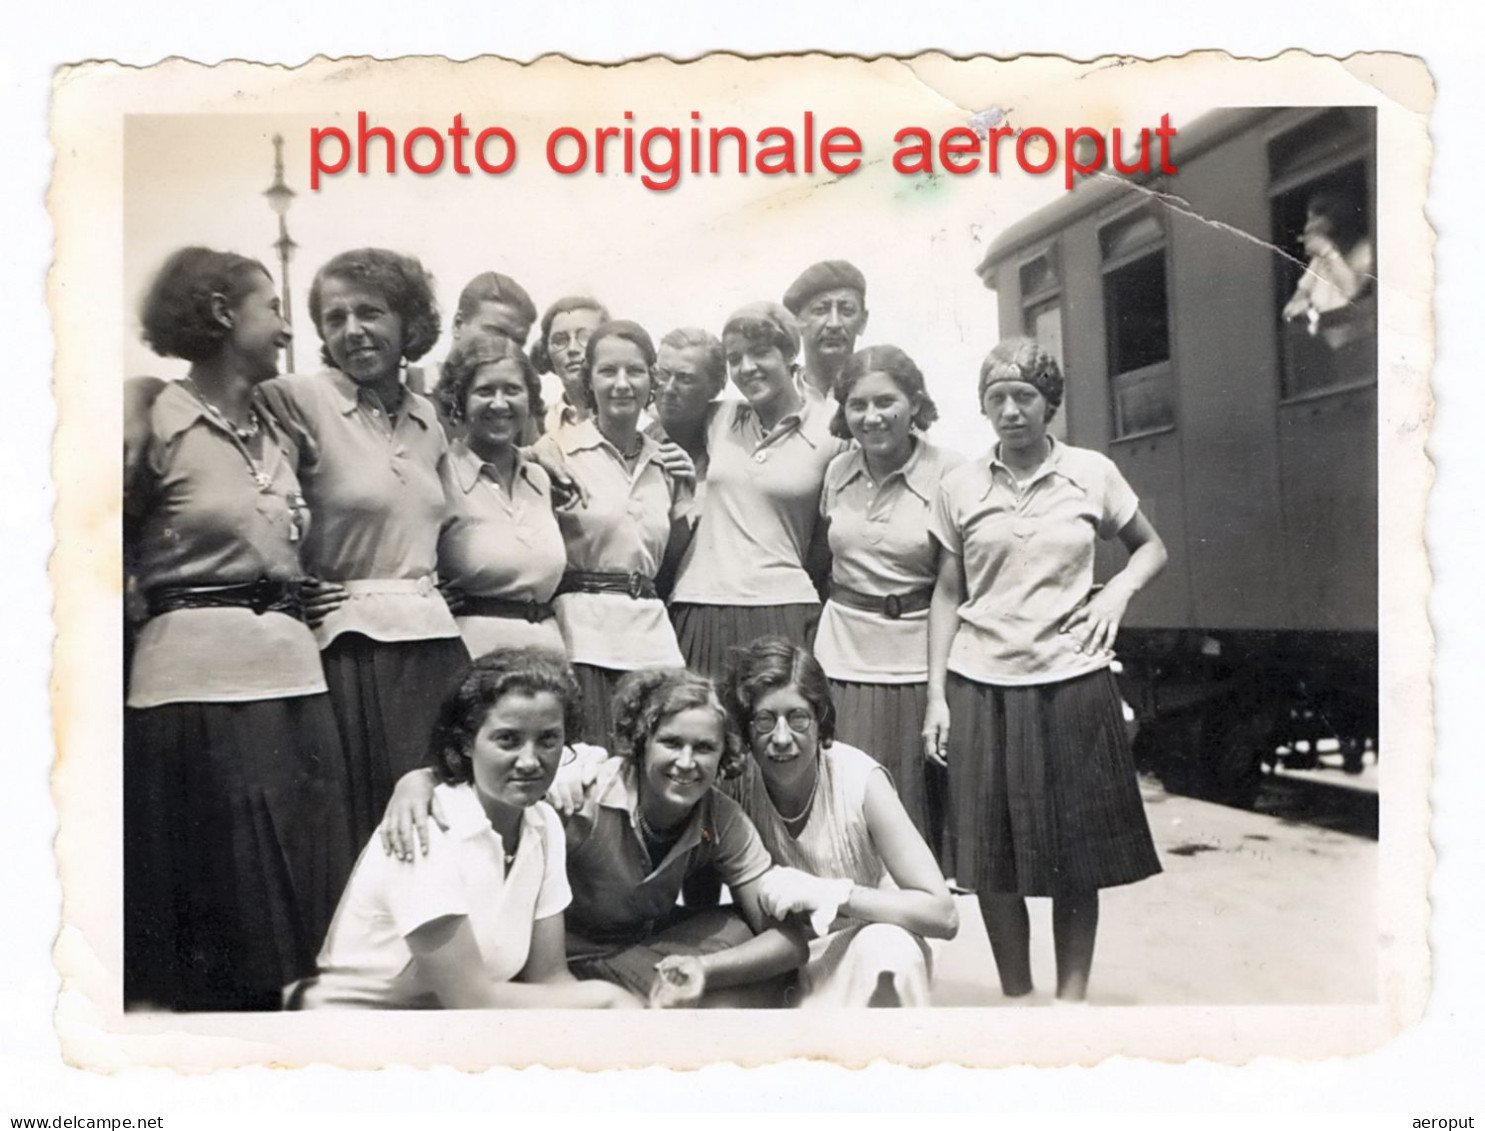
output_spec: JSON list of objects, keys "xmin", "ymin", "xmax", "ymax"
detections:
[
  {"xmin": 123, "ymin": 694, "xmax": 355, "ymax": 1011},
  {"xmin": 829, "ymin": 679, "xmax": 952, "ymax": 873},
  {"xmin": 945, "ymin": 668, "xmax": 1161, "ymax": 897},
  {"xmin": 571, "ymin": 662, "xmax": 624, "ymax": 748},
  {"xmin": 320, "ymin": 634, "xmax": 472, "ymax": 848},
  {"xmin": 671, "ymin": 602, "xmax": 821, "ymax": 683}
]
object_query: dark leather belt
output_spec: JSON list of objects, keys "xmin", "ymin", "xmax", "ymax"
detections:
[
  {"xmin": 147, "ymin": 578, "xmax": 305, "ymax": 620},
  {"xmin": 557, "ymin": 569, "xmax": 658, "ymax": 601},
  {"xmin": 459, "ymin": 595, "xmax": 556, "ymax": 623},
  {"xmin": 829, "ymin": 582, "xmax": 933, "ymax": 620}
]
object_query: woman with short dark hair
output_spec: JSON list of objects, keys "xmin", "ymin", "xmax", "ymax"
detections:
[
  {"xmin": 256, "ymin": 248, "xmax": 469, "ymax": 848},
  {"xmin": 531, "ymin": 295, "xmax": 610, "ymax": 435},
  {"xmin": 125, "ymin": 246, "xmax": 353, "ymax": 1011}
]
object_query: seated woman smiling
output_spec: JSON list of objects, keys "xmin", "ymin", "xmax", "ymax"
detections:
[{"xmin": 301, "ymin": 648, "xmax": 638, "ymax": 1009}]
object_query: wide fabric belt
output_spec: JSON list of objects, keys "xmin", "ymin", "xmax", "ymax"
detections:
[
  {"xmin": 458, "ymin": 595, "xmax": 556, "ymax": 623},
  {"xmin": 828, "ymin": 582, "xmax": 933, "ymax": 620},
  {"xmin": 557, "ymin": 569, "xmax": 659, "ymax": 601},
  {"xmin": 147, "ymin": 578, "xmax": 304, "ymax": 620}
]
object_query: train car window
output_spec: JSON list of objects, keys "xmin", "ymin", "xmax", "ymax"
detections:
[
  {"xmin": 1268, "ymin": 110, "xmax": 1377, "ymax": 398},
  {"xmin": 1100, "ymin": 204, "xmax": 1174, "ymax": 438}
]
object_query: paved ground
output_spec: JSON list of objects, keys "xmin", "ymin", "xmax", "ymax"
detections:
[{"xmin": 930, "ymin": 771, "xmax": 1378, "ymax": 1007}]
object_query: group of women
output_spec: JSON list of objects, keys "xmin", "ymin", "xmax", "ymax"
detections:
[{"xmin": 122, "ymin": 243, "xmax": 1167, "ymax": 1013}]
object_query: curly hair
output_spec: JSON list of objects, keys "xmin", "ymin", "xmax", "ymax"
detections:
[
  {"xmin": 723, "ymin": 636, "xmax": 836, "ymax": 749},
  {"xmin": 455, "ymin": 271, "xmax": 538, "ymax": 336},
  {"xmin": 828, "ymin": 344, "xmax": 940, "ymax": 440},
  {"xmin": 577, "ymin": 320, "xmax": 657, "ymax": 413},
  {"xmin": 977, "ymin": 336, "xmax": 1065, "ymax": 422},
  {"xmin": 610, "ymin": 668, "xmax": 747, "ymax": 781},
  {"xmin": 659, "ymin": 326, "xmax": 728, "ymax": 390},
  {"xmin": 437, "ymin": 334, "xmax": 545, "ymax": 427},
  {"xmin": 308, "ymin": 248, "xmax": 442, "ymax": 367},
  {"xmin": 428, "ymin": 648, "xmax": 584, "ymax": 786},
  {"xmin": 530, "ymin": 295, "xmax": 610, "ymax": 375},
  {"xmin": 721, "ymin": 301, "xmax": 802, "ymax": 362},
  {"xmin": 139, "ymin": 247, "xmax": 271, "ymax": 363}
]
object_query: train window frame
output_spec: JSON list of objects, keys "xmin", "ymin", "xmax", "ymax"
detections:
[
  {"xmin": 1098, "ymin": 201, "xmax": 1177, "ymax": 442},
  {"xmin": 1266, "ymin": 108, "xmax": 1378, "ymax": 403},
  {"xmin": 1017, "ymin": 243, "xmax": 1070, "ymax": 442}
]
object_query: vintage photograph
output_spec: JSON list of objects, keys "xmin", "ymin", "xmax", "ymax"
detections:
[{"xmin": 50, "ymin": 52, "xmax": 1432, "ymax": 1068}]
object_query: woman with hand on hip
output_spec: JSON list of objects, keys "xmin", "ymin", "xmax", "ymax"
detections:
[
  {"xmin": 256, "ymin": 248, "xmax": 468, "ymax": 847},
  {"xmin": 435, "ymin": 335, "xmax": 567, "ymax": 660},
  {"xmin": 124, "ymin": 247, "xmax": 352, "ymax": 1010},
  {"xmin": 814, "ymin": 345, "xmax": 962, "ymax": 868},
  {"xmin": 924, "ymin": 337, "xmax": 1167, "ymax": 1003}
]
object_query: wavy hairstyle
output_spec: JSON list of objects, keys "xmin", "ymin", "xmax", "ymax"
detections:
[
  {"xmin": 659, "ymin": 326, "xmax": 728, "ymax": 390},
  {"xmin": 828, "ymin": 343, "xmax": 939, "ymax": 440},
  {"xmin": 577, "ymin": 320, "xmax": 657, "ymax": 413},
  {"xmin": 428, "ymin": 648, "xmax": 584, "ymax": 786},
  {"xmin": 610, "ymin": 668, "xmax": 747, "ymax": 781},
  {"xmin": 437, "ymin": 334, "xmax": 545, "ymax": 427},
  {"xmin": 723, "ymin": 636, "xmax": 837, "ymax": 749},
  {"xmin": 977, "ymin": 336, "xmax": 1065, "ymax": 422},
  {"xmin": 530, "ymin": 295, "xmax": 610, "ymax": 375},
  {"xmin": 308, "ymin": 248, "xmax": 441, "ymax": 368},
  {"xmin": 139, "ymin": 247, "xmax": 271, "ymax": 363}
]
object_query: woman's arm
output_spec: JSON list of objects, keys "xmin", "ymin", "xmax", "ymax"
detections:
[
  {"xmin": 846, "ymin": 772, "xmax": 958, "ymax": 939},
  {"xmin": 1058, "ymin": 509, "xmax": 1168, "ymax": 656},
  {"xmin": 408, "ymin": 915, "xmax": 637, "ymax": 1009},
  {"xmin": 805, "ymin": 514, "xmax": 833, "ymax": 603},
  {"xmin": 922, "ymin": 546, "xmax": 965, "ymax": 767}
]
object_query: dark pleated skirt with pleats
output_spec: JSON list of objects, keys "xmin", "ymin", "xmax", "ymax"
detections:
[
  {"xmin": 123, "ymin": 694, "xmax": 355, "ymax": 1011},
  {"xmin": 670, "ymin": 602, "xmax": 821, "ymax": 684},
  {"xmin": 320, "ymin": 633, "xmax": 472, "ymax": 848},
  {"xmin": 570, "ymin": 662, "xmax": 625, "ymax": 749},
  {"xmin": 945, "ymin": 667, "xmax": 1160, "ymax": 897},
  {"xmin": 828, "ymin": 679, "xmax": 952, "ymax": 872}
]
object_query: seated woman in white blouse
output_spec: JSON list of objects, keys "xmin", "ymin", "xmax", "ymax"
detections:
[{"xmin": 300, "ymin": 648, "xmax": 639, "ymax": 1009}]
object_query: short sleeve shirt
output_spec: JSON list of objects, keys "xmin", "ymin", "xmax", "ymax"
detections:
[
  {"xmin": 257, "ymin": 369, "xmax": 458, "ymax": 645},
  {"xmin": 562, "ymin": 758, "xmax": 774, "ymax": 950},
  {"xmin": 535, "ymin": 421, "xmax": 684, "ymax": 669},
  {"xmin": 305, "ymin": 786, "xmax": 571, "ymax": 1009},
  {"xmin": 671, "ymin": 397, "xmax": 848, "ymax": 606},
  {"xmin": 814, "ymin": 439, "xmax": 963, "ymax": 682},
  {"xmin": 929, "ymin": 438, "xmax": 1140, "ymax": 685},
  {"xmin": 126, "ymin": 381, "xmax": 325, "ymax": 706}
]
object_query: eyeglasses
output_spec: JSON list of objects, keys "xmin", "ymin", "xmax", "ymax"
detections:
[
  {"xmin": 548, "ymin": 328, "xmax": 592, "ymax": 351},
  {"xmin": 751, "ymin": 708, "xmax": 815, "ymax": 735}
]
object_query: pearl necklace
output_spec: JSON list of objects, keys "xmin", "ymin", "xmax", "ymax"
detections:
[
  {"xmin": 185, "ymin": 377, "xmax": 261, "ymax": 442},
  {"xmin": 774, "ymin": 764, "xmax": 820, "ymax": 832}
]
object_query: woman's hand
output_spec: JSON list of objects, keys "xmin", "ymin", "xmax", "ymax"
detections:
[
  {"xmin": 379, "ymin": 768, "xmax": 446, "ymax": 861},
  {"xmin": 437, "ymin": 580, "xmax": 467, "ymax": 616},
  {"xmin": 525, "ymin": 444, "xmax": 588, "ymax": 510},
  {"xmin": 756, "ymin": 868, "xmax": 853, "ymax": 936},
  {"xmin": 649, "ymin": 955, "xmax": 707, "ymax": 1008},
  {"xmin": 545, "ymin": 744, "xmax": 606, "ymax": 818},
  {"xmin": 922, "ymin": 695, "xmax": 951, "ymax": 768},
  {"xmin": 653, "ymin": 441, "xmax": 696, "ymax": 483},
  {"xmin": 300, "ymin": 577, "xmax": 350, "ymax": 628},
  {"xmin": 1059, "ymin": 583, "xmax": 1132, "ymax": 657}
]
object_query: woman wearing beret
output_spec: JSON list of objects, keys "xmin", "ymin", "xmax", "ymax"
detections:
[
  {"xmin": 924, "ymin": 337, "xmax": 1166, "ymax": 1002},
  {"xmin": 124, "ymin": 247, "xmax": 353, "ymax": 1010}
]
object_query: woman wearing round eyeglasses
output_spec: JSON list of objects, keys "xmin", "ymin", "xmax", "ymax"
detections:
[
  {"xmin": 530, "ymin": 296, "xmax": 609, "ymax": 437},
  {"xmin": 725, "ymin": 638, "xmax": 958, "ymax": 1007}
]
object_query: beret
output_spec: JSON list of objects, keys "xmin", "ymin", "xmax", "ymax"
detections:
[
  {"xmin": 782, "ymin": 260, "xmax": 867, "ymax": 315},
  {"xmin": 722, "ymin": 301, "xmax": 803, "ymax": 359}
]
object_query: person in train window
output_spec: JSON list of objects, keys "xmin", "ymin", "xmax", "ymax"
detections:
[
  {"xmin": 814, "ymin": 345, "xmax": 963, "ymax": 869},
  {"xmin": 124, "ymin": 247, "xmax": 354, "ymax": 1011},
  {"xmin": 435, "ymin": 335, "xmax": 568, "ymax": 661},
  {"xmin": 529, "ymin": 320, "xmax": 697, "ymax": 746},
  {"xmin": 783, "ymin": 260, "xmax": 871, "ymax": 402},
  {"xmin": 668, "ymin": 302, "xmax": 850, "ymax": 683},
  {"xmin": 1281, "ymin": 190, "xmax": 1376, "ymax": 341},
  {"xmin": 254, "ymin": 248, "xmax": 471, "ymax": 851},
  {"xmin": 923, "ymin": 337, "xmax": 1168, "ymax": 1003},
  {"xmin": 530, "ymin": 295, "xmax": 610, "ymax": 437}
]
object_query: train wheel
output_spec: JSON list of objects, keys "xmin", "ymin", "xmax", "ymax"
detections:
[{"xmin": 1203, "ymin": 699, "xmax": 1276, "ymax": 808}]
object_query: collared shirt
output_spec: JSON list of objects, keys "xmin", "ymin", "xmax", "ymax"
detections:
[
  {"xmin": 643, "ymin": 417, "xmax": 708, "ymax": 526},
  {"xmin": 438, "ymin": 440, "xmax": 567, "ymax": 659},
  {"xmin": 671, "ymin": 397, "xmax": 848, "ymax": 606},
  {"xmin": 563, "ymin": 758, "xmax": 774, "ymax": 952},
  {"xmin": 929, "ymin": 438, "xmax": 1140, "ymax": 685},
  {"xmin": 814, "ymin": 439, "xmax": 963, "ymax": 682},
  {"xmin": 257, "ymin": 370, "xmax": 458, "ymax": 647},
  {"xmin": 305, "ymin": 785, "xmax": 570, "ymax": 1009},
  {"xmin": 127, "ymin": 381, "xmax": 325, "ymax": 707},
  {"xmin": 533, "ymin": 420, "xmax": 685, "ymax": 669},
  {"xmin": 541, "ymin": 394, "xmax": 586, "ymax": 440}
]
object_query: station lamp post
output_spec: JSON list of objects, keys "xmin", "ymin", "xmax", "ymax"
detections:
[{"xmin": 264, "ymin": 133, "xmax": 298, "ymax": 373}]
